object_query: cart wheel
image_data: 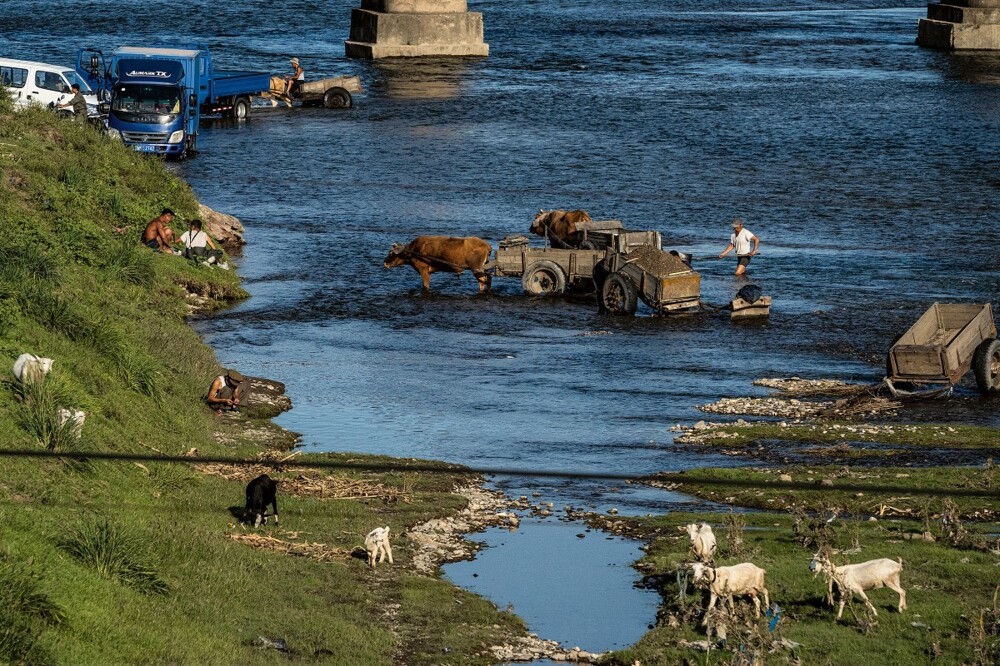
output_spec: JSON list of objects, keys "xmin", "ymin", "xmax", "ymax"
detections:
[
  {"xmin": 579, "ymin": 240, "xmax": 597, "ymax": 250},
  {"xmin": 973, "ymin": 337, "xmax": 1000, "ymax": 396},
  {"xmin": 324, "ymin": 87, "xmax": 352, "ymax": 109},
  {"xmin": 522, "ymin": 261, "xmax": 566, "ymax": 296},
  {"xmin": 600, "ymin": 272, "xmax": 637, "ymax": 316},
  {"xmin": 232, "ymin": 96, "xmax": 251, "ymax": 120}
]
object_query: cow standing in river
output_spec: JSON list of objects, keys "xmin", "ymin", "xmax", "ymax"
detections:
[{"xmin": 383, "ymin": 236, "xmax": 493, "ymax": 293}]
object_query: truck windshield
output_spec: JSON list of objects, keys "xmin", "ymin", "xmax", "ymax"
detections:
[
  {"xmin": 111, "ymin": 84, "xmax": 181, "ymax": 114},
  {"xmin": 61, "ymin": 71, "xmax": 93, "ymax": 94}
]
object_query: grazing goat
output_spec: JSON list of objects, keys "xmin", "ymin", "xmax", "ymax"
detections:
[
  {"xmin": 56, "ymin": 408, "xmax": 86, "ymax": 439},
  {"xmin": 681, "ymin": 523, "xmax": 717, "ymax": 562},
  {"xmin": 13, "ymin": 353, "xmax": 54, "ymax": 384},
  {"xmin": 244, "ymin": 474, "xmax": 279, "ymax": 528},
  {"xmin": 810, "ymin": 552, "xmax": 906, "ymax": 620},
  {"xmin": 691, "ymin": 562, "xmax": 770, "ymax": 624},
  {"xmin": 364, "ymin": 526, "xmax": 393, "ymax": 569}
]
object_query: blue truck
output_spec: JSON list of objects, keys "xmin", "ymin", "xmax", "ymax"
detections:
[{"xmin": 76, "ymin": 45, "xmax": 270, "ymax": 157}]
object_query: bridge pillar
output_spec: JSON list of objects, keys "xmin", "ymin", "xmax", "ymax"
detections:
[
  {"xmin": 345, "ymin": 0, "xmax": 489, "ymax": 59},
  {"xmin": 918, "ymin": 1, "xmax": 1000, "ymax": 50}
]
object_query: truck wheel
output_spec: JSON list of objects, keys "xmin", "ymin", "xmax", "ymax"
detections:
[
  {"xmin": 232, "ymin": 96, "xmax": 251, "ymax": 120},
  {"xmin": 323, "ymin": 87, "xmax": 352, "ymax": 109},
  {"xmin": 973, "ymin": 338, "xmax": 1000, "ymax": 396},
  {"xmin": 522, "ymin": 261, "xmax": 566, "ymax": 296},
  {"xmin": 601, "ymin": 272, "xmax": 637, "ymax": 316}
]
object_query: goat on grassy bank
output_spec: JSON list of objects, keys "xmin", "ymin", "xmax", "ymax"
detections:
[
  {"xmin": 682, "ymin": 523, "xmax": 717, "ymax": 563},
  {"xmin": 810, "ymin": 551, "xmax": 906, "ymax": 620},
  {"xmin": 691, "ymin": 562, "xmax": 770, "ymax": 624},
  {"xmin": 13, "ymin": 353, "xmax": 53, "ymax": 384},
  {"xmin": 364, "ymin": 526, "xmax": 393, "ymax": 569},
  {"xmin": 245, "ymin": 474, "xmax": 279, "ymax": 528}
]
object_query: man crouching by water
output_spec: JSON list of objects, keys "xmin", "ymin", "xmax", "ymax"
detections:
[
  {"xmin": 143, "ymin": 208, "xmax": 176, "ymax": 253},
  {"xmin": 206, "ymin": 369, "xmax": 250, "ymax": 414},
  {"xmin": 718, "ymin": 217, "xmax": 760, "ymax": 276}
]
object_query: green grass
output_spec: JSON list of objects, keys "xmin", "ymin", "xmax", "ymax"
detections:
[
  {"xmin": 601, "ymin": 512, "xmax": 1000, "ymax": 665},
  {"xmin": 688, "ymin": 421, "xmax": 1000, "ymax": 449},
  {"xmin": 0, "ymin": 104, "xmax": 524, "ymax": 664},
  {"xmin": 657, "ymin": 464, "xmax": 999, "ymax": 520}
]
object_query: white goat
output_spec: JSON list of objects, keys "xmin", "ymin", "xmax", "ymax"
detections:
[
  {"xmin": 682, "ymin": 523, "xmax": 717, "ymax": 562},
  {"xmin": 810, "ymin": 552, "xmax": 906, "ymax": 620},
  {"xmin": 13, "ymin": 353, "xmax": 54, "ymax": 384},
  {"xmin": 691, "ymin": 562, "xmax": 770, "ymax": 623},
  {"xmin": 56, "ymin": 408, "xmax": 86, "ymax": 439},
  {"xmin": 364, "ymin": 526, "xmax": 393, "ymax": 569}
]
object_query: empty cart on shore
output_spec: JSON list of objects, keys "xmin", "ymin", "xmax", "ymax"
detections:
[{"xmin": 885, "ymin": 302, "xmax": 999, "ymax": 396}]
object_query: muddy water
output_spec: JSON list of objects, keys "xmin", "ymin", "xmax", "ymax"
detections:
[{"xmin": 5, "ymin": 0, "xmax": 1000, "ymax": 656}]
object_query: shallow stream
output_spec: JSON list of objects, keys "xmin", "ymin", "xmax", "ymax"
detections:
[{"xmin": 4, "ymin": 0, "xmax": 999, "ymax": 656}]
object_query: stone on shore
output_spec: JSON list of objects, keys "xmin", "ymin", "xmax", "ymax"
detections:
[{"xmin": 198, "ymin": 203, "xmax": 246, "ymax": 249}]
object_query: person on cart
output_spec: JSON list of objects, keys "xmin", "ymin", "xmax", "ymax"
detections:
[
  {"xmin": 284, "ymin": 57, "xmax": 305, "ymax": 98},
  {"xmin": 718, "ymin": 217, "xmax": 760, "ymax": 276}
]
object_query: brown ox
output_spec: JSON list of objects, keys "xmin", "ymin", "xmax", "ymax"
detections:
[
  {"xmin": 383, "ymin": 236, "xmax": 493, "ymax": 293},
  {"xmin": 529, "ymin": 209, "xmax": 593, "ymax": 247}
]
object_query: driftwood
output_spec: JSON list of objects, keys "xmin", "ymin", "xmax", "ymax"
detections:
[
  {"xmin": 226, "ymin": 532, "xmax": 351, "ymax": 563},
  {"xmin": 195, "ymin": 452, "xmax": 409, "ymax": 503}
]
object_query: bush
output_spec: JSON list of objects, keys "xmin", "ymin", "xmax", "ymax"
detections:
[
  {"xmin": 59, "ymin": 517, "xmax": 168, "ymax": 595},
  {"xmin": 103, "ymin": 237, "xmax": 156, "ymax": 288},
  {"xmin": 0, "ymin": 552, "xmax": 65, "ymax": 666},
  {"xmin": 11, "ymin": 377, "xmax": 81, "ymax": 452},
  {"xmin": 0, "ymin": 82, "xmax": 13, "ymax": 115}
]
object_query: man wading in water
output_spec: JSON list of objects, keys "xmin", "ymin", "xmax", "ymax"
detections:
[{"xmin": 718, "ymin": 217, "xmax": 760, "ymax": 277}]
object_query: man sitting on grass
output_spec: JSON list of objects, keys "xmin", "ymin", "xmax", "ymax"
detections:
[
  {"xmin": 142, "ymin": 208, "xmax": 176, "ymax": 253},
  {"xmin": 206, "ymin": 369, "xmax": 250, "ymax": 414},
  {"xmin": 179, "ymin": 219, "xmax": 225, "ymax": 265}
]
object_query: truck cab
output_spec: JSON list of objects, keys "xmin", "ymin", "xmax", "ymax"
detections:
[{"xmin": 77, "ymin": 45, "xmax": 269, "ymax": 157}]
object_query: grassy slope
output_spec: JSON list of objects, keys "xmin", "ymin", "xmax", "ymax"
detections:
[
  {"xmin": 0, "ymin": 106, "xmax": 522, "ymax": 664},
  {"xmin": 602, "ymin": 512, "xmax": 1000, "ymax": 666}
]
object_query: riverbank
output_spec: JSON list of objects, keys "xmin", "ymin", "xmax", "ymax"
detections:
[{"xmin": 0, "ymin": 106, "xmax": 570, "ymax": 665}]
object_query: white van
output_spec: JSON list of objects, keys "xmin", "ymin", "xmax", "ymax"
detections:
[{"xmin": 1, "ymin": 57, "xmax": 99, "ymax": 115}]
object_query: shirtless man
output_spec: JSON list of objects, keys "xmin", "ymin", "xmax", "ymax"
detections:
[{"xmin": 142, "ymin": 208, "xmax": 176, "ymax": 253}]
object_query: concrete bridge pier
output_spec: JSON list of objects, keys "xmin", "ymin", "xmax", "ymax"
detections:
[
  {"xmin": 345, "ymin": 0, "xmax": 489, "ymax": 59},
  {"xmin": 918, "ymin": 1, "xmax": 1000, "ymax": 50}
]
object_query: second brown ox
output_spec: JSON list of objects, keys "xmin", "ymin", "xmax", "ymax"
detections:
[
  {"xmin": 383, "ymin": 236, "xmax": 493, "ymax": 293},
  {"xmin": 529, "ymin": 209, "xmax": 593, "ymax": 247}
]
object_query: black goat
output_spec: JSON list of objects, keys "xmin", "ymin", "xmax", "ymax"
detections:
[{"xmin": 244, "ymin": 474, "xmax": 279, "ymax": 528}]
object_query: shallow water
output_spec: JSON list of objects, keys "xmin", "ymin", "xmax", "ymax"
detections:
[
  {"xmin": 4, "ymin": 0, "xmax": 1000, "ymax": 655},
  {"xmin": 444, "ymin": 519, "xmax": 659, "ymax": 653}
]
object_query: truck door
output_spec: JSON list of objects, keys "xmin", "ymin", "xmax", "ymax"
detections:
[{"xmin": 76, "ymin": 48, "xmax": 109, "ymax": 99}]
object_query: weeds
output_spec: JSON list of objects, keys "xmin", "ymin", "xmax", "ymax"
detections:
[
  {"xmin": 0, "ymin": 551, "xmax": 65, "ymax": 666},
  {"xmin": 968, "ymin": 586, "xmax": 1000, "ymax": 665},
  {"xmin": 10, "ymin": 377, "xmax": 81, "ymax": 452},
  {"xmin": 60, "ymin": 516, "xmax": 169, "ymax": 595},
  {"xmin": 722, "ymin": 511, "xmax": 756, "ymax": 561},
  {"xmin": 103, "ymin": 237, "xmax": 155, "ymax": 288}
]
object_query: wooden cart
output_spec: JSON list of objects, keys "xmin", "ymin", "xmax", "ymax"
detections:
[
  {"xmin": 259, "ymin": 75, "xmax": 363, "ymax": 109},
  {"xmin": 493, "ymin": 224, "xmax": 661, "ymax": 296},
  {"xmin": 595, "ymin": 245, "xmax": 701, "ymax": 316},
  {"xmin": 885, "ymin": 302, "xmax": 1000, "ymax": 396}
]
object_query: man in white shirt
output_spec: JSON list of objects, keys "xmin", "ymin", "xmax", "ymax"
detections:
[
  {"xmin": 718, "ymin": 217, "xmax": 760, "ymax": 276},
  {"xmin": 179, "ymin": 219, "xmax": 224, "ymax": 264}
]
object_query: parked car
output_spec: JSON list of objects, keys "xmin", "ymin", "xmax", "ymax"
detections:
[{"xmin": 1, "ymin": 57, "xmax": 99, "ymax": 116}]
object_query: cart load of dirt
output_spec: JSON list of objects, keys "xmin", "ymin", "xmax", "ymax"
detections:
[{"xmin": 626, "ymin": 246, "xmax": 692, "ymax": 277}]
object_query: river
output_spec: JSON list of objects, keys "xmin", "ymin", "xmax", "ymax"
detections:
[{"xmin": 3, "ymin": 0, "xmax": 999, "ymax": 657}]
